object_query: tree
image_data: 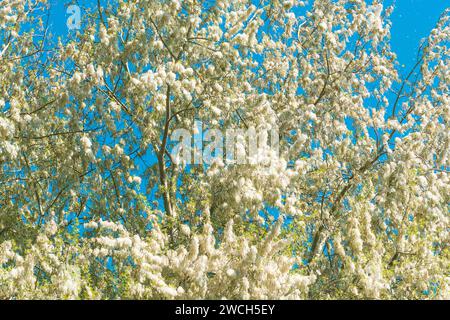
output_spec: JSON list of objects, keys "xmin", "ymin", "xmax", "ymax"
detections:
[{"xmin": 0, "ymin": 0, "xmax": 448, "ymax": 299}]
